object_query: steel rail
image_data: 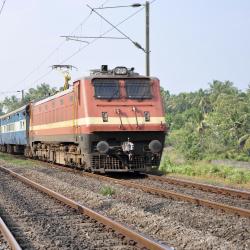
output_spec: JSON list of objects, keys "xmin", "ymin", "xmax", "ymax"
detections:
[
  {"xmin": 0, "ymin": 217, "xmax": 22, "ymax": 250},
  {"xmin": 82, "ymin": 172, "xmax": 250, "ymax": 218},
  {"xmin": 144, "ymin": 174, "xmax": 250, "ymax": 200},
  {"xmin": 0, "ymin": 166, "xmax": 172, "ymax": 250}
]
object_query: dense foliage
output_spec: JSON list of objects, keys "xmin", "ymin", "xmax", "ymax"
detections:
[{"xmin": 161, "ymin": 81, "xmax": 250, "ymax": 161}]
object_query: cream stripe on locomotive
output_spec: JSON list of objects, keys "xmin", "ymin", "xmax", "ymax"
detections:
[
  {"xmin": 30, "ymin": 117, "xmax": 165, "ymax": 131},
  {"xmin": 0, "ymin": 119, "xmax": 26, "ymax": 133}
]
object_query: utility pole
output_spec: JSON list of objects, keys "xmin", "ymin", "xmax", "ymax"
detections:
[
  {"xmin": 21, "ymin": 90, "xmax": 24, "ymax": 102},
  {"xmin": 145, "ymin": 1, "xmax": 150, "ymax": 76},
  {"xmin": 17, "ymin": 90, "xmax": 24, "ymax": 102}
]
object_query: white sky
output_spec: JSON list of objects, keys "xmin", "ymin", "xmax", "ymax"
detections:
[{"xmin": 0, "ymin": 0, "xmax": 250, "ymax": 100}]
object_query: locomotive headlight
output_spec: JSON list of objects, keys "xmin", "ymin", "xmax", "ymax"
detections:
[
  {"xmin": 102, "ymin": 112, "xmax": 108, "ymax": 122},
  {"xmin": 96, "ymin": 141, "xmax": 110, "ymax": 154},
  {"xmin": 149, "ymin": 140, "xmax": 162, "ymax": 153},
  {"xmin": 144, "ymin": 111, "xmax": 150, "ymax": 122},
  {"xmin": 114, "ymin": 66, "xmax": 128, "ymax": 75}
]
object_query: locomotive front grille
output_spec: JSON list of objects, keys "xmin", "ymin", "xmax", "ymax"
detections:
[
  {"xmin": 92, "ymin": 155, "xmax": 123, "ymax": 170},
  {"xmin": 91, "ymin": 154, "xmax": 155, "ymax": 172}
]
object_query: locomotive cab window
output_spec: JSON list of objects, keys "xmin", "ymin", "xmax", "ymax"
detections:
[
  {"xmin": 125, "ymin": 79, "xmax": 152, "ymax": 99},
  {"xmin": 93, "ymin": 79, "xmax": 119, "ymax": 99}
]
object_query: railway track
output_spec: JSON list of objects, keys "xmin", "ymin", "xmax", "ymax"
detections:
[
  {"xmin": 2, "ymin": 154, "xmax": 250, "ymax": 218},
  {"xmin": 0, "ymin": 166, "xmax": 172, "ymax": 250},
  {"xmin": 18, "ymin": 156, "xmax": 250, "ymax": 218},
  {"xmin": 0, "ymin": 217, "xmax": 21, "ymax": 250},
  {"xmin": 79, "ymin": 172, "xmax": 250, "ymax": 218},
  {"xmin": 144, "ymin": 174, "xmax": 250, "ymax": 200},
  {"xmin": 1, "ymin": 156, "xmax": 250, "ymax": 249}
]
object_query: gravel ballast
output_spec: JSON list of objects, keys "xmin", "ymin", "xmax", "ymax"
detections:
[
  {"xmin": 0, "ymin": 169, "xmax": 138, "ymax": 250},
  {"xmin": 1, "ymin": 160, "xmax": 250, "ymax": 249},
  {"xmin": 0, "ymin": 235, "xmax": 10, "ymax": 250}
]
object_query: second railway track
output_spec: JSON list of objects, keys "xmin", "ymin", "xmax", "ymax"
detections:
[
  {"xmin": 0, "ymin": 166, "xmax": 171, "ymax": 250},
  {"xmin": 82, "ymin": 172, "xmax": 250, "ymax": 218},
  {"xmin": 144, "ymin": 174, "xmax": 250, "ymax": 200}
]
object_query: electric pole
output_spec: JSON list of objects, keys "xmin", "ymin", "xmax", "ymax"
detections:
[
  {"xmin": 145, "ymin": 1, "xmax": 150, "ymax": 76},
  {"xmin": 17, "ymin": 90, "xmax": 24, "ymax": 102}
]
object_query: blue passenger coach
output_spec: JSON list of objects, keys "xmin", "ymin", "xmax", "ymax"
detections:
[{"xmin": 0, "ymin": 105, "xmax": 29, "ymax": 153}]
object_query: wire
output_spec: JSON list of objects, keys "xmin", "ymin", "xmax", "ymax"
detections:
[
  {"xmin": 60, "ymin": 5, "xmax": 146, "ymax": 64},
  {"xmin": 22, "ymin": 0, "xmax": 157, "ymax": 88},
  {"xmin": 0, "ymin": 91, "xmax": 18, "ymax": 95},
  {"xmin": 0, "ymin": 0, "xmax": 6, "ymax": 16},
  {"xmin": 87, "ymin": 5, "xmax": 141, "ymax": 46},
  {"xmin": 13, "ymin": 11, "xmax": 92, "ymax": 91},
  {"xmin": 61, "ymin": 0, "xmax": 158, "ymax": 63},
  {"xmin": 13, "ymin": 0, "xmax": 114, "ymax": 90}
]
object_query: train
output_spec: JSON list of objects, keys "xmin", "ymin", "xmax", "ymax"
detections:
[{"xmin": 0, "ymin": 66, "xmax": 166, "ymax": 173}]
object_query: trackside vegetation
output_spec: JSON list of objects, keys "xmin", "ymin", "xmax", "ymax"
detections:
[
  {"xmin": 0, "ymin": 152, "xmax": 35, "ymax": 167},
  {"xmin": 160, "ymin": 152, "xmax": 250, "ymax": 187},
  {"xmin": 161, "ymin": 80, "xmax": 250, "ymax": 161},
  {"xmin": 100, "ymin": 186, "xmax": 116, "ymax": 196}
]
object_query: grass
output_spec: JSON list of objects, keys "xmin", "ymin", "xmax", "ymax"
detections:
[
  {"xmin": 100, "ymin": 186, "xmax": 116, "ymax": 196},
  {"xmin": 160, "ymin": 150, "xmax": 250, "ymax": 189},
  {"xmin": 0, "ymin": 152, "xmax": 36, "ymax": 167}
]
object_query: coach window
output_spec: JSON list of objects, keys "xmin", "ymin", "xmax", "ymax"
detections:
[
  {"xmin": 125, "ymin": 79, "xmax": 152, "ymax": 99},
  {"xmin": 93, "ymin": 79, "xmax": 120, "ymax": 99}
]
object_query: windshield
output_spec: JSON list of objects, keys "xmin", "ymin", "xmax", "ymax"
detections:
[
  {"xmin": 125, "ymin": 79, "xmax": 151, "ymax": 99},
  {"xmin": 93, "ymin": 79, "xmax": 119, "ymax": 99}
]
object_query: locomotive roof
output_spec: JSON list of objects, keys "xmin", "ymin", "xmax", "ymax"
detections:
[
  {"xmin": 83, "ymin": 75, "xmax": 151, "ymax": 80},
  {"xmin": 33, "ymin": 87, "xmax": 73, "ymax": 106}
]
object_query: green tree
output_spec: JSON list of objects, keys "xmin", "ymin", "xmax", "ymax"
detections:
[
  {"xmin": 3, "ymin": 95, "xmax": 20, "ymax": 113},
  {"xmin": 162, "ymin": 80, "xmax": 250, "ymax": 161},
  {"xmin": 2, "ymin": 83, "xmax": 58, "ymax": 113}
]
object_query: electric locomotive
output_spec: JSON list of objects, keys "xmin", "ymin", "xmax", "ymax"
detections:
[{"xmin": 1, "ymin": 66, "xmax": 166, "ymax": 173}]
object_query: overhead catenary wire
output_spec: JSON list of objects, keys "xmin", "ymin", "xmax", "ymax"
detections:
[
  {"xmin": 28, "ymin": 5, "xmax": 146, "ymax": 87},
  {"xmin": 0, "ymin": 0, "xmax": 6, "ymax": 16},
  {"xmin": 62, "ymin": 35, "xmax": 127, "ymax": 40},
  {"xmin": 13, "ymin": 11, "xmax": 93, "ymax": 91},
  {"xmin": 56, "ymin": 0, "xmax": 157, "ymax": 66},
  {"xmin": 13, "ymin": 0, "xmax": 113, "ymax": 91},
  {"xmin": 60, "ymin": 5, "xmax": 146, "ymax": 64},
  {"xmin": 87, "ymin": 4, "xmax": 146, "ymax": 52},
  {"xmin": 21, "ymin": 0, "xmax": 157, "ymax": 89},
  {"xmin": 14, "ymin": 0, "xmax": 113, "ymax": 90}
]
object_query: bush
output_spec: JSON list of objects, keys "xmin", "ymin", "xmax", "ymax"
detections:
[
  {"xmin": 100, "ymin": 186, "xmax": 116, "ymax": 196},
  {"xmin": 160, "ymin": 155, "xmax": 250, "ymax": 184}
]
